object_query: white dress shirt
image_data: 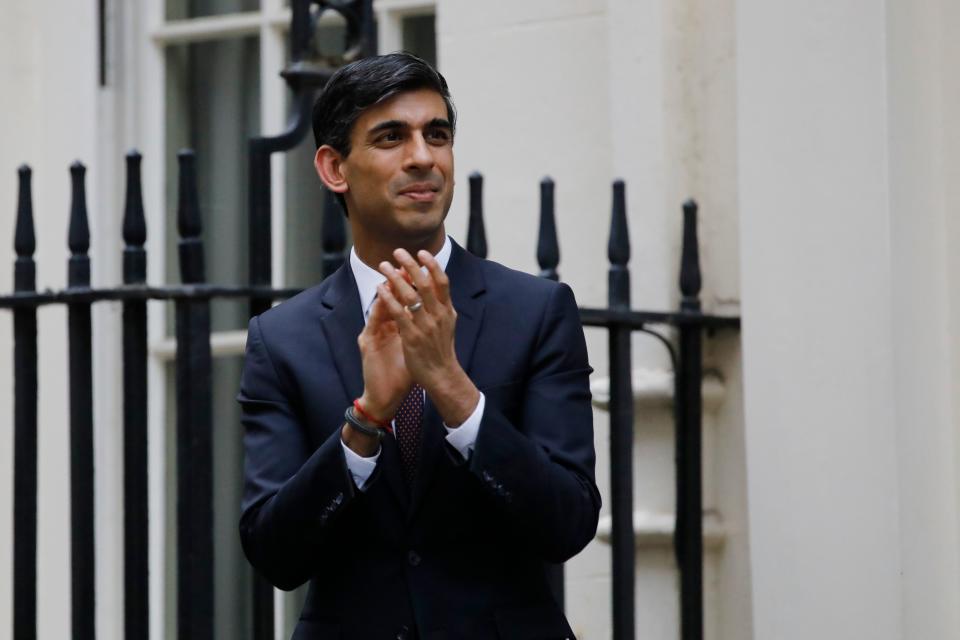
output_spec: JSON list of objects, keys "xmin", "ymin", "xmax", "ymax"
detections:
[{"xmin": 341, "ymin": 235, "xmax": 485, "ymax": 490}]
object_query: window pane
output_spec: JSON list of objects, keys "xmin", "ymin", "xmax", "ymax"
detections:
[
  {"xmin": 166, "ymin": 0, "xmax": 260, "ymax": 21},
  {"xmin": 402, "ymin": 14, "xmax": 436, "ymax": 68},
  {"xmin": 165, "ymin": 36, "xmax": 260, "ymax": 333}
]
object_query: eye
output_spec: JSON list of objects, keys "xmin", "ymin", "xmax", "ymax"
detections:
[
  {"xmin": 426, "ymin": 128, "xmax": 452, "ymax": 143},
  {"xmin": 376, "ymin": 130, "xmax": 402, "ymax": 144}
]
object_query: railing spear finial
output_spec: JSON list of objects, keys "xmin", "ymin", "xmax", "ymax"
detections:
[
  {"xmin": 68, "ymin": 162, "xmax": 91, "ymax": 288},
  {"xmin": 607, "ymin": 179, "xmax": 630, "ymax": 308},
  {"xmin": 537, "ymin": 176, "xmax": 559, "ymax": 281},
  {"xmin": 123, "ymin": 151, "xmax": 147, "ymax": 285},
  {"xmin": 15, "ymin": 165, "xmax": 36, "ymax": 260},
  {"xmin": 68, "ymin": 162, "xmax": 90, "ymax": 254},
  {"xmin": 466, "ymin": 171, "xmax": 487, "ymax": 258},
  {"xmin": 123, "ymin": 151, "xmax": 146, "ymax": 248},
  {"xmin": 177, "ymin": 149, "xmax": 206, "ymax": 284},
  {"xmin": 15, "ymin": 165, "xmax": 37, "ymax": 293},
  {"xmin": 679, "ymin": 199, "xmax": 702, "ymax": 311}
]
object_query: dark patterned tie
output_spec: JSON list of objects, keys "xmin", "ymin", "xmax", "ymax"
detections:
[{"xmin": 394, "ymin": 384, "xmax": 424, "ymax": 486}]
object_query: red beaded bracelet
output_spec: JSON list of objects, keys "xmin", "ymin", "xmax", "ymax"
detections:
[{"xmin": 353, "ymin": 398, "xmax": 392, "ymax": 431}]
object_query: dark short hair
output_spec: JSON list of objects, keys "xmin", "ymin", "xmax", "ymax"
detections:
[
  {"xmin": 313, "ymin": 52, "xmax": 456, "ymax": 152},
  {"xmin": 312, "ymin": 53, "xmax": 456, "ymax": 215}
]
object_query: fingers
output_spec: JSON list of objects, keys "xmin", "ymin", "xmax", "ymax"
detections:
[
  {"xmin": 376, "ymin": 248, "xmax": 453, "ymax": 330},
  {"xmin": 359, "ymin": 296, "xmax": 399, "ymax": 353},
  {"xmin": 378, "ymin": 259, "xmax": 421, "ymax": 311},
  {"xmin": 392, "ymin": 249, "xmax": 440, "ymax": 314},
  {"xmin": 366, "ymin": 292, "xmax": 390, "ymax": 327},
  {"xmin": 376, "ymin": 282, "xmax": 414, "ymax": 333},
  {"xmin": 417, "ymin": 250, "xmax": 451, "ymax": 306}
]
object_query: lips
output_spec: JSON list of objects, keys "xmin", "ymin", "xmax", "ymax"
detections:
[{"xmin": 398, "ymin": 182, "xmax": 440, "ymax": 201}]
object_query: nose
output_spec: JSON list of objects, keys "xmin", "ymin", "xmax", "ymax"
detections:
[{"xmin": 403, "ymin": 132, "xmax": 434, "ymax": 172}]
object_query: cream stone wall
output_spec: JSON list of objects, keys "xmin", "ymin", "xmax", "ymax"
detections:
[{"xmin": 738, "ymin": 0, "xmax": 960, "ymax": 637}]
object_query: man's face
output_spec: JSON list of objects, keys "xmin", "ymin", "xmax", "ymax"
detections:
[{"xmin": 338, "ymin": 88, "xmax": 455, "ymax": 246}]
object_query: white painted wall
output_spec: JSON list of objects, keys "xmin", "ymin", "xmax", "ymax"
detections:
[
  {"xmin": 738, "ymin": 0, "xmax": 960, "ymax": 637},
  {"xmin": 737, "ymin": 0, "xmax": 902, "ymax": 635}
]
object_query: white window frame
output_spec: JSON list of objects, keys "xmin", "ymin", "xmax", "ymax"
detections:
[{"xmin": 374, "ymin": 0, "xmax": 437, "ymax": 54}]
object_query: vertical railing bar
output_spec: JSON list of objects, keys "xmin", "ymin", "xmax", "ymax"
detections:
[
  {"xmin": 175, "ymin": 149, "xmax": 214, "ymax": 639},
  {"xmin": 67, "ymin": 161, "xmax": 96, "ymax": 640},
  {"xmin": 122, "ymin": 150, "xmax": 150, "ymax": 639},
  {"xmin": 676, "ymin": 199, "xmax": 704, "ymax": 640},
  {"xmin": 466, "ymin": 172, "xmax": 487, "ymax": 258},
  {"xmin": 13, "ymin": 164, "xmax": 38, "ymax": 640},
  {"xmin": 248, "ymin": 140, "xmax": 273, "ymax": 319},
  {"xmin": 535, "ymin": 175, "xmax": 564, "ymax": 609},
  {"xmin": 607, "ymin": 179, "xmax": 635, "ymax": 640},
  {"xmin": 537, "ymin": 177, "xmax": 559, "ymax": 282}
]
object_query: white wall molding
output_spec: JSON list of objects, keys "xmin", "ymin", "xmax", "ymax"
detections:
[
  {"xmin": 150, "ymin": 329, "xmax": 247, "ymax": 361},
  {"xmin": 595, "ymin": 510, "xmax": 726, "ymax": 550},
  {"xmin": 590, "ymin": 367, "xmax": 727, "ymax": 412}
]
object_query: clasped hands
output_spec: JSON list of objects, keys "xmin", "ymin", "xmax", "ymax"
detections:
[{"xmin": 350, "ymin": 248, "xmax": 479, "ymax": 452}]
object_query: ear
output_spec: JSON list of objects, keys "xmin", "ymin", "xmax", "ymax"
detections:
[{"xmin": 314, "ymin": 145, "xmax": 349, "ymax": 195}]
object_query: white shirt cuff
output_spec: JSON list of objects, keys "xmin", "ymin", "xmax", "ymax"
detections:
[
  {"xmin": 444, "ymin": 392, "xmax": 485, "ymax": 460},
  {"xmin": 341, "ymin": 440, "xmax": 380, "ymax": 491}
]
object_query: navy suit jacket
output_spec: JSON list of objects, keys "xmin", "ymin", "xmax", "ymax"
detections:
[{"xmin": 238, "ymin": 241, "xmax": 601, "ymax": 639}]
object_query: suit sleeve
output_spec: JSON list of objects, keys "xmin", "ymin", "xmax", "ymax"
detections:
[
  {"xmin": 468, "ymin": 282, "xmax": 601, "ymax": 563},
  {"xmin": 237, "ymin": 315, "xmax": 357, "ymax": 591}
]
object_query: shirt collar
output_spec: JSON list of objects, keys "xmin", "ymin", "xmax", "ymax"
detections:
[{"xmin": 349, "ymin": 234, "xmax": 453, "ymax": 322}]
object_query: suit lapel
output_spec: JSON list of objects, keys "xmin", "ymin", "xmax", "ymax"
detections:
[
  {"xmin": 449, "ymin": 244, "xmax": 487, "ymax": 377},
  {"xmin": 319, "ymin": 265, "xmax": 364, "ymax": 401},
  {"xmin": 409, "ymin": 241, "xmax": 486, "ymax": 518},
  {"xmin": 320, "ymin": 264, "xmax": 409, "ymax": 511}
]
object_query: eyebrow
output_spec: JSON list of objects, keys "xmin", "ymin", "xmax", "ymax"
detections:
[{"xmin": 366, "ymin": 118, "xmax": 453, "ymax": 137}]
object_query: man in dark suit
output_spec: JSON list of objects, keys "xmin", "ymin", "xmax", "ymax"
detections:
[{"xmin": 239, "ymin": 52, "xmax": 600, "ymax": 639}]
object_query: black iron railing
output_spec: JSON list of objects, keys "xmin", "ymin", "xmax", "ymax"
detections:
[{"xmin": 5, "ymin": 155, "xmax": 738, "ymax": 640}]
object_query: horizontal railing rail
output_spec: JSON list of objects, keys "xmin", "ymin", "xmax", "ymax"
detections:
[{"xmin": 0, "ymin": 286, "xmax": 738, "ymax": 330}]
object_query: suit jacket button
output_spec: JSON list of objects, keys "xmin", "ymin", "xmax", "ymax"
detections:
[
  {"xmin": 407, "ymin": 550, "xmax": 422, "ymax": 567},
  {"xmin": 396, "ymin": 625, "xmax": 410, "ymax": 639}
]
